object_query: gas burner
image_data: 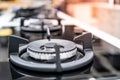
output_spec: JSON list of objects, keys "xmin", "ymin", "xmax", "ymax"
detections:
[
  {"xmin": 27, "ymin": 39, "xmax": 77, "ymax": 61},
  {"xmin": 20, "ymin": 18, "xmax": 62, "ymax": 40},
  {"xmin": 9, "ymin": 33, "xmax": 93, "ymax": 72}
]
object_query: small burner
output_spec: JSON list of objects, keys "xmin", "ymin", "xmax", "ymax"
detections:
[
  {"xmin": 9, "ymin": 33, "xmax": 93, "ymax": 72},
  {"xmin": 20, "ymin": 18, "xmax": 62, "ymax": 40},
  {"xmin": 27, "ymin": 39, "xmax": 77, "ymax": 61}
]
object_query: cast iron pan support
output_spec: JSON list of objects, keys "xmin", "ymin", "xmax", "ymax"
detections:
[
  {"xmin": 62, "ymin": 25, "xmax": 74, "ymax": 41},
  {"xmin": 8, "ymin": 35, "xmax": 29, "ymax": 57},
  {"xmin": 54, "ymin": 44, "xmax": 62, "ymax": 72},
  {"xmin": 41, "ymin": 21, "xmax": 45, "ymax": 39},
  {"xmin": 47, "ymin": 26, "xmax": 62, "ymax": 72},
  {"xmin": 20, "ymin": 18, "xmax": 26, "ymax": 38},
  {"xmin": 74, "ymin": 32, "xmax": 93, "ymax": 52},
  {"xmin": 46, "ymin": 26, "xmax": 51, "ymax": 41}
]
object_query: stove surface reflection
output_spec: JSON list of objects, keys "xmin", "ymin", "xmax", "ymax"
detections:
[{"xmin": 0, "ymin": 61, "xmax": 92, "ymax": 80}]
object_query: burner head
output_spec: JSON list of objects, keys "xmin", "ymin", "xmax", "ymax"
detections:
[
  {"xmin": 9, "ymin": 33, "xmax": 93, "ymax": 72},
  {"xmin": 21, "ymin": 19, "xmax": 61, "ymax": 33},
  {"xmin": 27, "ymin": 39, "xmax": 77, "ymax": 61}
]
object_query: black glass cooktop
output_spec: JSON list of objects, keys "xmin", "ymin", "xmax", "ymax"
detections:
[{"xmin": 1, "ymin": 39, "xmax": 120, "ymax": 80}]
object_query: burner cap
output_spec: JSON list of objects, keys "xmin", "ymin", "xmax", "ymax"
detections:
[
  {"xmin": 27, "ymin": 39, "xmax": 77, "ymax": 60},
  {"xmin": 43, "ymin": 42, "xmax": 63, "ymax": 48}
]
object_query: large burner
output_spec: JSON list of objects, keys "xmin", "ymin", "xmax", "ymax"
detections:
[
  {"xmin": 9, "ymin": 33, "xmax": 93, "ymax": 72},
  {"xmin": 27, "ymin": 39, "xmax": 77, "ymax": 60}
]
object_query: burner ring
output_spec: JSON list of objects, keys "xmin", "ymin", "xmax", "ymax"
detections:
[{"xmin": 27, "ymin": 39, "xmax": 77, "ymax": 60}]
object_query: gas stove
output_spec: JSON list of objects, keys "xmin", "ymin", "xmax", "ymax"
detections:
[
  {"xmin": 9, "ymin": 32, "xmax": 93, "ymax": 71},
  {"xmin": 1, "ymin": 34, "xmax": 120, "ymax": 80},
  {"xmin": 7, "ymin": 32, "xmax": 94, "ymax": 80},
  {"xmin": 1, "ymin": 3, "xmax": 120, "ymax": 80}
]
